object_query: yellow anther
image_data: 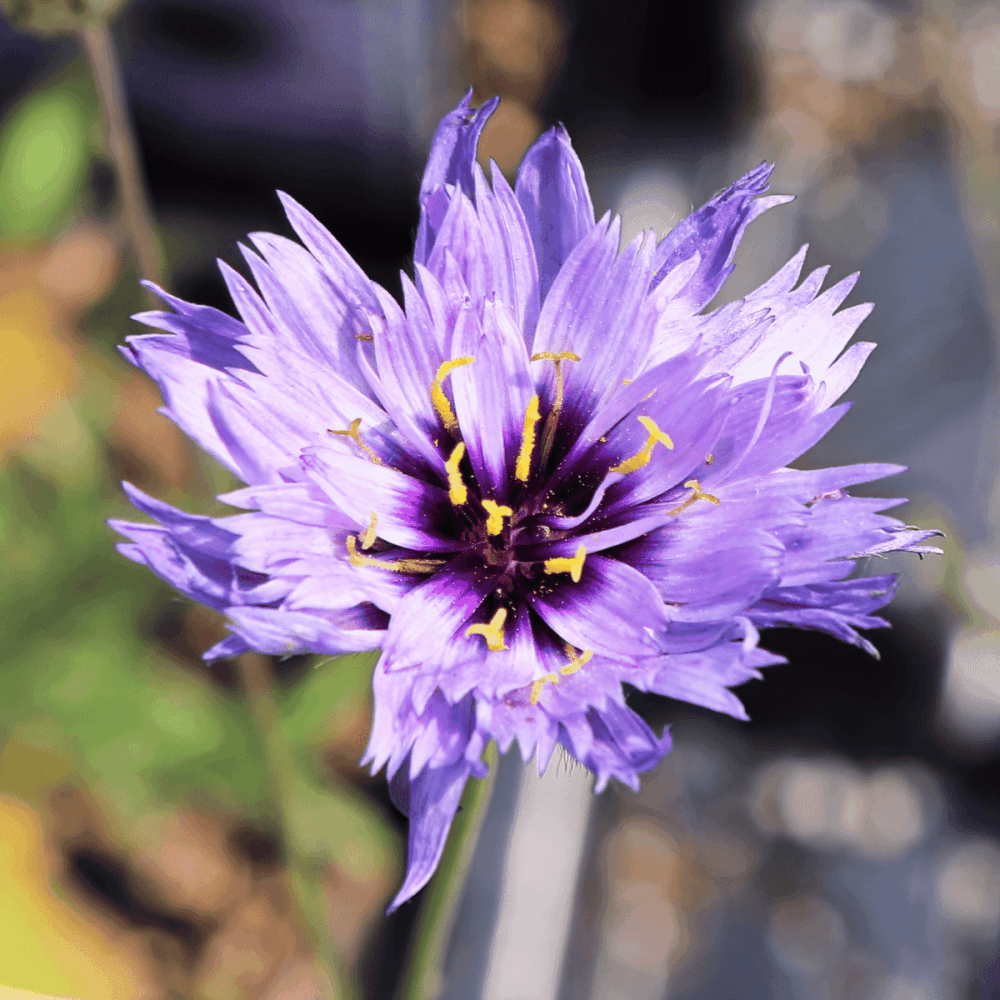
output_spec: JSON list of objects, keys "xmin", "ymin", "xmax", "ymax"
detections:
[
  {"xmin": 544, "ymin": 543, "xmax": 587, "ymax": 583},
  {"xmin": 622, "ymin": 378, "xmax": 633, "ymax": 386},
  {"xmin": 530, "ymin": 673, "xmax": 560, "ymax": 704},
  {"xmin": 445, "ymin": 442, "xmax": 468, "ymax": 506},
  {"xmin": 346, "ymin": 536, "xmax": 444, "ymax": 574},
  {"xmin": 354, "ymin": 333, "xmax": 374, "ymax": 342},
  {"xmin": 361, "ymin": 511, "xmax": 378, "ymax": 549},
  {"xmin": 531, "ymin": 352, "xmax": 581, "ymax": 470},
  {"xmin": 667, "ymin": 479, "xmax": 722, "ymax": 517},
  {"xmin": 328, "ymin": 417, "xmax": 383, "ymax": 465},
  {"xmin": 609, "ymin": 416, "xmax": 674, "ymax": 475},
  {"xmin": 561, "ymin": 645, "xmax": 594, "ymax": 676},
  {"xmin": 481, "ymin": 499, "xmax": 513, "ymax": 535},
  {"xmin": 530, "ymin": 351, "xmax": 582, "ymax": 364},
  {"xmin": 530, "ymin": 645, "xmax": 592, "ymax": 704},
  {"xmin": 431, "ymin": 357, "xmax": 475, "ymax": 432},
  {"xmin": 515, "ymin": 395, "xmax": 541, "ymax": 482},
  {"xmin": 465, "ymin": 607, "xmax": 509, "ymax": 651}
]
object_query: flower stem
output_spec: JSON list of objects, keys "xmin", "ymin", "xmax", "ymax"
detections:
[
  {"xmin": 78, "ymin": 19, "xmax": 167, "ymax": 300},
  {"xmin": 235, "ymin": 653, "xmax": 357, "ymax": 1000},
  {"xmin": 400, "ymin": 742, "xmax": 500, "ymax": 1000}
]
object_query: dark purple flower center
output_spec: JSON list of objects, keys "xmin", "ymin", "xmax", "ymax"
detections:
[{"xmin": 343, "ymin": 351, "xmax": 721, "ymax": 682}]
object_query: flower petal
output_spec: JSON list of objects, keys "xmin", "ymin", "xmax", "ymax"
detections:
[
  {"xmin": 526, "ymin": 555, "xmax": 669, "ymax": 658},
  {"xmin": 515, "ymin": 124, "xmax": 596, "ymax": 298},
  {"xmin": 381, "ymin": 554, "xmax": 503, "ymax": 672},
  {"xmin": 630, "ymin": 636, "xmax": 786, "ymax": 720},
  {"xmin": 749, "ymin": 575, "xmax": 899, "ymax": 656},
  {"xmin": 650, "ymin": 162, "xmax": 792, "ymax": 308},
  {"xmin": 619, "ymin": 483, "xmax": 789, "ymax": 617},
  {"xmin": 450, "ymin": 297, "xmax": 534, "ymax": 500},
  {"xmin": 473, "ymin": 162, "xmax": 541, "ymax": 339},
  {"xmin": 300, "ymin": 448, "xmax": 464, "ymax": 552},
  {"xmin": 386, "ymin": 759, "xmax": 473, "ymax": 912},
  {"xmin": 123, "ymin": 327, "xmax": 259, "ymax": 483},
  {"xmin": 559, "ymin": 702, "xmax": 672, "ymax": 793},
  {"xmin": 775, "ymin": 494, "xmax": 943, "ymax": 586},
  {"xmin": 419, "ymin": 91, "xmax": 498, "ymax": 202},
  {"xmin": 225, "ymin": 605, "xmax": 386, "ymax": 657},
  {"xmin": 424, "ymin": 187, "xmax": 495, "ymax": 307},
  {"xmin": 532, "ymin": 226, "xmax": 659, "ymax": 427}
]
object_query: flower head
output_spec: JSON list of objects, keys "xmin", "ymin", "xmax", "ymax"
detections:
[{"xmin": 112, "ymin": 93, "xmax": 940, "ymax": 911}]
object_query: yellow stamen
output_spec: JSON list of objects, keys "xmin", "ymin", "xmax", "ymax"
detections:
[
  {"xmin": 515, "ymin": 394, "xmax": 541, "ymax": 482},
  {"xmin": 561, "ymin": 645, "xmax": 594, "ymax": 676},
  {"xmin": 531, "ymin": 351, "xmax": 582, "ymax": 365},
  {"xmin": 431, "ymin": 357, "xmax": 475, "ymax": 432},
  {"xmin": 328, "ymin": 417, "xmax": 383, "ymax": 465},
  {"xmin": 465, "ymin": 608, "xmax": 509, "ymax": 651},
  {"xmin": 531, "ymin": 351, "xmax": 581, "ymax": 469},
  {"xmin": 530, "ymin": 645, "xmax": 593, "ymax": 704},
  {"xmin": 361, "ymin": 511, "xmax": 378, "ymax": 549},
  {"xmin": 445, "ymin": 442, "xmax": 468, "ymax": 506},
  {"xmin": 481, "ymin": 499, "xmax": 513, "ymax": 535},
  {"xmin": 609, "ymin": 416, "xmax": 674, "ymax": 475},
  {"xmin": 530, "ymin": 673, "xmax": 560, "ymax": 704},
  {"xmin": 354, "ymin": 333, "xmax": 374, "ymax": 342},
  {"xmin": 544, "ymin": 543, "xmax": 587, "ymax": 583},
  {"xmin": 346, "ymin": 536, "xmax": 444, "ymax": 573},
  {"xmin": 622, "ymin": 378, "xmax": 632, "ymax": 386},
  {"xmin": 667, "ymin": 479, "xmax": 722, "ymax": 516}
]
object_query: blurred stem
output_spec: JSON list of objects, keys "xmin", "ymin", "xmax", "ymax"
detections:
[
  {"xmin": 78, "ymin": 19, "xmax": 167, "ymax": 300},
  {"xmin": 400, "ymin": 742, "xmax": 500, "ymax": 1000},
  {"xmin": 235, "ymin": 653, "xmax": 357, "ymax": 1000}
]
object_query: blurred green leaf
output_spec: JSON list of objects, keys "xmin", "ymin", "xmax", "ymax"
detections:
[
  {"xmin": 0, "ymin": 370, "xmax": 399, "ymax": 967},
  {"xmin": 0, "ymin": 86, "xmax": 90, "ymax": 238},
  {"xmin": 0, "ymin": 591, "xmax": 271, "ymax": 825},
  {"xmin": 284, "ymin": 773, "xmax": 396, "ymax": 885},
  {"xmin": 277, "ymin": 651, "xmax": 378, "ymax": 747}
]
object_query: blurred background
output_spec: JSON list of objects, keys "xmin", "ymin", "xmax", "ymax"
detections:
[{"xmin": 0, "ymin": 0, "xmax": 998, "ymax": 998}]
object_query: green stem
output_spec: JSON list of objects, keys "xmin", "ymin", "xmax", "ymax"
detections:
[
  {"xmin": 400, "ymin": 742, "xmax": 500, "ymax": 1000},
  {"xmin": 235, "ymin": 653, "xmax": 356, "ymax": 1000},
  {"xmin": 78, "ymin": 18, "xmax": 167, "ymax": 301}
]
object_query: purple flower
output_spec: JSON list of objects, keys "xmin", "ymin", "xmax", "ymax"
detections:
[{"xmin": 112, "ymin": 93, "xmax": 940, "ymax": 911}]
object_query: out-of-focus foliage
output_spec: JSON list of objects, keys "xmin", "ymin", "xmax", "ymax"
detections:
[
  {"xmin": 0, "ymin": 79, "xmax": 95, "ymax": 238},
  {"xmin": 0, "ymin": 0, "xmax": 128, "ymax": 37},
  {"xmin": 0, "ymin": 51, "xmax": 400, "ymax": 999}
]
